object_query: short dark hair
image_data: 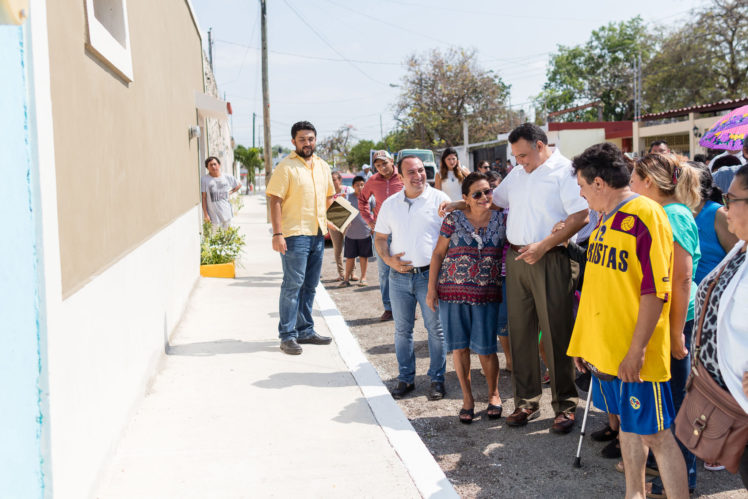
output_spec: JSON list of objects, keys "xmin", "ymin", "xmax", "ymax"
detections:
[
  {"xmin": 688, "ymin": 161, "xmax": 713, "ymax": 201},
  {"xmin": 205, "ymin": 156, "xmax": 220, "ymax": 168},
  {"xmin": 693, "ymin": 154, "xmax": 707, "ymax": 163},
  {"xmin": 462, "ymin": 172, "xmax": 489, "ymax": 196},
  {"xmin": 712, "ymin": 154, "xmax": 742, "ymax": 172},
  {"xmin": 649, "ymin": 140, "xmax": 668, "ymax": 152},
  {"xmin": 484, "ymin": 170, "xmax": 500, "ymax": 185},
  {"xmin": 291, "ymin": 121, "xmax": 316, "ymax": 139},
  {"xmin": 572, "ymin": 142, "xmax": 631, "ymax": 189},
  {"xmin": 735, "ymin": 164, "xmax": 748, "ymax": 190},
  {"xmin": 397, "ymin": 154, "xmax": 421, "ymax": 173},
  {"xmin": 352, "ymin": 175, "xmax": 365, "ymax": 185},
  {"xmin": 508, "ymin": 123, "xmax": 548, "ymax": 146}
]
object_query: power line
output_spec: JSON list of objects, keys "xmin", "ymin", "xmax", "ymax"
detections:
[
  {"xmin": 215, "ymin": 38, "xmax": 401, "ymax": 66},
  {"xmin": 281, "ymin": 0, "xmax": 387, "ymax": 85},
  {"xmin": 220, "ymin": 7, "xmax": 260, "ymax": 85}
]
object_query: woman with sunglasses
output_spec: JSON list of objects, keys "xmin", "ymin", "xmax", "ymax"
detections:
[
  {"xmin": 477, "ymin": 160, "xmax": 491, "ymax": 174},
  {"xmin": 630, "ymin": 154, "xmax": 702, "ymax": 496},
  {"xmin": 435, "ymin": 147, "xmax": 470, "ymax": 201},
  {"xmin": 684, "ymin": 164, "xmax": 748, "ymax": 486},
  {"xmin": 426, "ymin": 172, "xmax": 505, "ymax": 424}
]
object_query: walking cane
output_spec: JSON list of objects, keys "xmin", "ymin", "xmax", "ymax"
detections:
[{"xmin": 574, "ymin": 378, "xmax": 594, "ymax": 468}]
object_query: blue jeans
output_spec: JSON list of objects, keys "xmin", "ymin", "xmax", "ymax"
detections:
[
  {"xmin": 278, "ymin": 234, "xmax": 324, "ymax": 341},
  {"xmin": 389, "ymin": 270, "xmax": 446, "ymax": 384},
  {"xmin": 376, "ymin": 235, "xmax": 391, "ymax": 311}
]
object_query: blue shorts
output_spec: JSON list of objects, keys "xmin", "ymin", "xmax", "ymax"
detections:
[
  {"xmin": 591, "ymin": 376, "xmax": 608, "ymax": 413},
  {"xmin": 496, "ymin": 277, "xmax": 508, "ymax": 337},
  {"xmin": 598, "ymin": 378, "xmax": 675, "ymax": 435},
  {"xmin": 439, "ymin": 301, "xmax": 498, "ymax": 355}
]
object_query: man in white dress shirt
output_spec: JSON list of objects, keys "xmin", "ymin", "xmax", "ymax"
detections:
[
  {"xmin": 496, "ymin": 124, "xmax": 589, "ymax": 433},
  {"xmin": 374, "ymin": 155, "xmax": 451, "ymax": 401}
]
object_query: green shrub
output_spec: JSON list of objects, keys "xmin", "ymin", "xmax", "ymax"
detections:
[{"xmin": 200, "ymin": 221, "xmax": 246, "ymax": 265}]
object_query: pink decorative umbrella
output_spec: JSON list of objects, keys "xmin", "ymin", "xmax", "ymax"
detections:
[{"xmin": 699, "ymin": 104, "xmax": 748, "ymax": 150}]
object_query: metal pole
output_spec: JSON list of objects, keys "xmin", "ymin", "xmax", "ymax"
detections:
[
  {"xmin": 638, "ymin": 53, "xmax": 643, "ymax": 120},
  {"xmin": 208, "ymin": 28, "xmax": 214, "ymax": 70},
  {"xmin": 380, "ymin": 114, "xmax": 384, "ymax": 142},
  {"xmin": 462, "ymin": 119, "xmax": 469, "ymax": 169},
  {"xmin": 260, "ymin": 0, "xmax": 272, "ymax": 178},
  {"xmin": 252, "ymin": 112, "xmax": 256, "ymax": 148}
]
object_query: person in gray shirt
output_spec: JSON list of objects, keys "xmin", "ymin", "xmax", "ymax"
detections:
[{"xmin": 340, "ymin": 176, "xmax": 373, "ymax": 287}]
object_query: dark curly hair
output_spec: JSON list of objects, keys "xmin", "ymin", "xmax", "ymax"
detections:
[{"xmin": 571, "ymin": 143, "xmax": 631, "ymax": 189}]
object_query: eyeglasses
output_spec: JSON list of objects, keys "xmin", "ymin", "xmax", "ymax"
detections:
[
  {"xmin": 722, "ymin": 193, "xmax": 748, "ymax": 209},
  {"xmin": 470, "ymin": 188, "xmax": 493, "ymax": 200}
]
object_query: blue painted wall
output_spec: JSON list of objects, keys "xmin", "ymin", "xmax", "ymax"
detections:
[{"xmin": 0, "ymin": 24, "xmax": 45, "ymax": 498}]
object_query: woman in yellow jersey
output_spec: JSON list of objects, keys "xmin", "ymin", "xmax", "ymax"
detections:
[{"xmin": 630, "ymin": 154, "xmax": 702, "ymax": 496}]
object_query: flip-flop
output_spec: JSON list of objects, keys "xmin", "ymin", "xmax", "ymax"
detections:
[
  {"xmin": 358, "ymin": 279, "xmax": 367, "ymax": 286},
  {"xmin": 486, "ymin": 404, "xmax": 503, "ymax": 420},
  {"xmin": 459, "ymin": 407, "xmax": 475, "ymax": 424}
]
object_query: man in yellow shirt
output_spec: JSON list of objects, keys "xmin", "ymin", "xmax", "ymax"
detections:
[
  {"xmin": 266, "ymin": 121, "xmax": 335, "ymax": 355},
  {"xmin": 567, "ymin": 143, "xmax": 687, "ymax": 498}
]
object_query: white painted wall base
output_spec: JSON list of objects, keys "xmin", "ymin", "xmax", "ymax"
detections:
[{"xmin": 46, "ymin": 206, "xmax": 200, "ymax": 498}]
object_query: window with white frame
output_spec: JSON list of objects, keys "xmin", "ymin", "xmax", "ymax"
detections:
[{"xmin": 84, "ymin": 0, "xmax": 133, "ymax": 81}]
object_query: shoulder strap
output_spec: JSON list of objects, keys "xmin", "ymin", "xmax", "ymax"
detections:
[{"xmin": 693, "ymin": 262, "xmax": 728, "ymax": 351}]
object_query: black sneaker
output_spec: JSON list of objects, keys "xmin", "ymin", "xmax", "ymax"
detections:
[
  {"xmin": 280, "ymin": 338, "xmax": 302, "ymax": 355},
  {"xmin": 428, "ymin": 381, "xmax": 446, "ymax": 401},
  {"xmin": 591, "ymin": 424, "xmax": 619, "ymax": 442},
  {"xmin": 297, "ymin": 333, "xmax": 332, "ymax": 345},
  {"xmin": 391, "ymin": 381, "xmax": 415, "ymax": 399}
]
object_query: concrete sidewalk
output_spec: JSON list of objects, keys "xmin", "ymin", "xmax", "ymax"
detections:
[{"xmin": 95, "ymin": 195, "xmax": 454, "ymax": 498}]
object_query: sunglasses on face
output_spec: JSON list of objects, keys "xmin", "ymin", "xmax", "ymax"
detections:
[
  {"xmin": 722, "ymin": 193, "xmax": 748, "ymax": 209},
  {"xmin": 470, "ymin": 188, "xmax": 493, "ymax": 200}
]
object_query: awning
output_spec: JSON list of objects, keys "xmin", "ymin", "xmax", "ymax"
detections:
[{"xmin": 195, "ymin": 91, "xmax": 228, "ymax": 121}]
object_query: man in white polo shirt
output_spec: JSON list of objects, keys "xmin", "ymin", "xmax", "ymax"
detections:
[
  {"xmin": 497, "ymin": 123, "xmax": 589, "ymax": 433},
  {"xmin": 374, "ymin": 155, "xmax": 451, "ymax": 401}
]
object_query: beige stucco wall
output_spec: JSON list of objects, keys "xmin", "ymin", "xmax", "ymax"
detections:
[{"xmin": 47, "ymin": 0, "xmax": 204, "ymax": 296}]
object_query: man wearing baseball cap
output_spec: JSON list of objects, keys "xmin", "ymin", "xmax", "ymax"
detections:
[{"xmin": 358, "ymin": 150, "xmax": 403, "ymax": 321}]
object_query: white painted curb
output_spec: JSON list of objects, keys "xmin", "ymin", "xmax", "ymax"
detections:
[{"xmin": 316, "ymin": 284, "xmax": 459, "ymax": 499}]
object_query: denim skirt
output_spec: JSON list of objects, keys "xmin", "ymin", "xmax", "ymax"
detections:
[{"xmin": 439, "ymin": 300, "xmax": 499, "ymax": 355}]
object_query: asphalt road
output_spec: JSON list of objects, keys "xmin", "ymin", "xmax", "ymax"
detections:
[{"xmin": 320, "ymin": 243, "xmax": 747, "ymax": 499}]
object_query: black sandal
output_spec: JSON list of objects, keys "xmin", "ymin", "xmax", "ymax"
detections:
[
  {"xmin": 486, "ymin": 404, "xmax": 503, "ymax": 420},
  {"xmin": 459, "ymin": 407, "xmax": 474, "ymax": 424}
]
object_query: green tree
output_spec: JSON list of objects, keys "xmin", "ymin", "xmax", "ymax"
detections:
[
  {"xmin": 347, "ymin": 139, "xmax": 376, "ymax": 169},
  {"xmin": 395, "ymin": 47, "xmax": 511, "ymax": 148},
  {"xmin": 644, "ymin": 0, "xmax": 748, "ymax": 112},
  {"xmin": 535, "ymin": 17, "xmax": 653, "ymax": 121},
  {"xmin": 233, "ymin": 145, "xmax": 262, "ymax": 184}
]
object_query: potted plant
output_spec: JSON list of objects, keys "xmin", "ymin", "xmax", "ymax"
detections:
[{"xmin": 199, "ymin": 221, "xmax": 245, "ymax": 278}]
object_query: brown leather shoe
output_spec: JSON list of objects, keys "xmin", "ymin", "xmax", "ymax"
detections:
[
  {"xmin": 550, "ymin": 412, "xmax": 576, "ymax": 434},
  {"xmin": 506, "ymin": 407, "xmax": 540, "ymax": 427},
  {"xmin": 380, "ymin": 310, "xmax": 393, "ymax": 321}
]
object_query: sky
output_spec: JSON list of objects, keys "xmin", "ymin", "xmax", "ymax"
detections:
[{"xmin": 190, "ymin": 0, "xmax": 708, "ymax": 149}]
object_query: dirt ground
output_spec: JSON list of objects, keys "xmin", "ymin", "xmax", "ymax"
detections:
[{"xmin": 320, "ymin": 244, "xmax": 747, "ymax": 498}]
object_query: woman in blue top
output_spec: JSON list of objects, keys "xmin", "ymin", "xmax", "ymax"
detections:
[
  {"xmin": 630, "ymin": 153, "xmax": 702, "ymax": 495},
  {"xmin": 690, "ymin": 162, "xmax": 739, "ymax": 284}
]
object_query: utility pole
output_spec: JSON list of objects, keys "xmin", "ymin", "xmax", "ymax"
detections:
[
  {"xmin": 252, "ymin": 112, "xmax": 256, "ymax": 148},
  {"xmin": 260, "ymin": 0, "xmax": 272, "ymax": 179},
  {"xmin": 379, "ymin": 114, "xmax": 384, "ymax": 142},
  {"xmin": 637, "ymin": 53, "xmax": 643, "ymax": 120},
  {"xmin": 208, "ymin": 28, "xmax": 214, "ymax": 70},
  {"xmin": 462, "ymin": 119, "xmax": 469, "ymax": 169}
]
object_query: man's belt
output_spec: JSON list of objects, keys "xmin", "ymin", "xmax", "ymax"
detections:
[{"xmin": 406, "ymin": 265, "xmax": 430, "ymax": 274}]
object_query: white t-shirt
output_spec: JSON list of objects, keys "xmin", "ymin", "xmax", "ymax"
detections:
[
  {"xmin": 374, "ymin": 185, "xmax": 451, "ymax": 267},
  {"xmin": 494, "ymin": 148, "xmax": 588, "ymax": 246},
  {"xmin": 441, "ymin": 170, "xmax": 463, "ymax": 201},
  {"xmin": 201, "ymin": 174, "xmax": 239, "ymax": 224}
]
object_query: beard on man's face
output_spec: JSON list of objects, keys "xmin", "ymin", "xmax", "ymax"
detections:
[{"xmin": 296, "ymin": 145, "xmax": 315, "ymax": 158}]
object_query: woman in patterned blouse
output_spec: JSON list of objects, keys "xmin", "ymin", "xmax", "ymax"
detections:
[
  {"xmin": 427, "ymin": 172, "xmax": 506, "ymax": 424},
  {"xmin": 690, "ymin": 164, "xmax": 748, "ymax": 485}
]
